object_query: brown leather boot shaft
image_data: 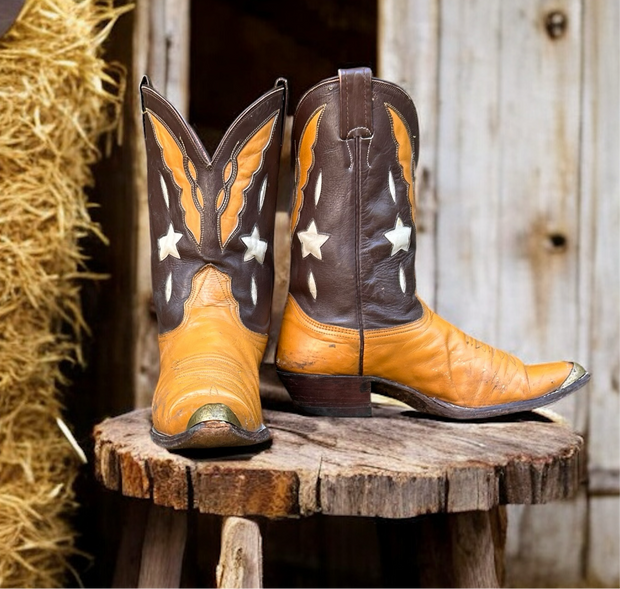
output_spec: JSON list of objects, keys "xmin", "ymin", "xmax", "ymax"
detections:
[
  {"xmin": 289, "ymin": 67, "xmax": 423, "ymax": 332},
  {"xmin": 141, "ymin": 77, "xmax": 287, "ymax": 335}
]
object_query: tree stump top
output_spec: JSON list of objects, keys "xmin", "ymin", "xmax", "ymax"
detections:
[{"xmin": 94, "ymin": 395, "xmax": 583, "ymax": 519}]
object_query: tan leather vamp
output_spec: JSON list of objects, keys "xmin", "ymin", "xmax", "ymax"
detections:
[
  {"xmin": 276, "ymin": 295, "xmax": 360, "ymax": 375},
  {"xmin": 152, "ymin": 265, "xmax": 267, "ymax": 436},
  {"xmin": 365, "ymin": 300, "xmax": 571, "ymax": 406},
  {"xmin": 276, "ymin": 297, "xmax": 573, "ymax": 408}
]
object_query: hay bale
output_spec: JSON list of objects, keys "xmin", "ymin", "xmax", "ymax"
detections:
[{"xmin": 0, "ymin": 0, "xmax": 128, "ymax": 586}]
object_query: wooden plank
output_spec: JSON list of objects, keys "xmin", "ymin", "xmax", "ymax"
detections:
[
  {"xmin": 416, "ymin": 507, "xmax": 505, "ymax": 588},
  {"xmin": 496, "ymin": 2, "xmax": 587, "ymax": 584},
  {"xmin": 580, "ymin": 0, "xmax": 619, "ymax": 478},
  {"xmin": 580, "ymin": 1, "xmax": 620, "ymax": 584},
  {"xmin": 506, "ymin": 489, "xmax": 587, "ymax": 587},
  {"xmin": 132, "ymin": 0, "xmax": 191, "ymax": 409},
  {"xmin": 112, "ymin": 499, "xmax": 150, "ymax": 588},
  {"xmin": 495, "ymin": 0, "xmax": 585, "ymax": 431},
  {"xmin": 441, "ymin": 509, "xmax": 501, "ymax": 588},
  {"xmin": 587, "ymin": 497, "xmax": 620, "ymax": 587},
  {"xmin": 378, "ymin": 0, "xmax": 439, "ymax": 306},
  {"xmin": 410, "ymin": 2, "xmax": 588, "ymax": 580},
  {"xmin": 589, "ymin": 469, "xmax": 620, "ymax": 496},
  {"xmin": 433, "ymin": 0, "xmax": 502, "ymax": 341},
  {"xmin": 93, "ymin": 405, "xmax": 583, "ymax": 518},
  {"xmin": 138, "ymin": 505, "xmax": 188, "ymax": 588},
  {"xmin": 216, "ymin": 517, "xmax": 263, "ymax": 589}
]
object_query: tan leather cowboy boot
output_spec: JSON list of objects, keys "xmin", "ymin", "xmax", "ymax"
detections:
[
  {"xmin": 141, "ymin": 77, "xmax": 287, "ymax": 449},
  {"xmin": 276, "ymin": 67, "xmax": 589, "ymax": 419}
]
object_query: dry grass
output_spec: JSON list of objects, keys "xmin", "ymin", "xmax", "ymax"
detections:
[{"xmin": 0, "ymin": 0, "xmax": 128, "ymax": 585}]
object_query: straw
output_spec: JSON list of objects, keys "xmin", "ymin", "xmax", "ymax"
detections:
[{"xmin": 0, "ymin": 0, "xmax": 129, "ymax": 585}]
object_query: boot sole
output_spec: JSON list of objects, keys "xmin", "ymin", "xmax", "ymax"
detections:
[
  {"xmin": 151, "ymin": 421, "xmax": 271, "ymax": 451},
  {"xmin": 276, "ymin": 369, "xmax": 590, "ymax": 420}
]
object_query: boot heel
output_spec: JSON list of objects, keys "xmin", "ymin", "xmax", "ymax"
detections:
[{"xmin": 276, "ymin": 371, "xmax": 372, "ymax": 417}]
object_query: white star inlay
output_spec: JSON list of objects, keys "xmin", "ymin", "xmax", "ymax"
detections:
[
  {"xmin": 314, "ymin": 170, "xmax": 323, "ymax": 205},
  {"xmin": 384, "ymin": 215, "xmax": 411, "ymax": 256},
  {"xmin": 160, "ymin": 174, "xmax": 170, "ymax": 208},
  {"xmin": 251, "ymin": 275, "xmax": 257, "ymax": 305},
  {"xmin": 241, "ymin": 225, "xmax": 268, "ymax": 264},
  {"xmin": 308, "ymin": 271, "xmax": 317, "ymax": 300},
  {"xmin": 388, "ymin": 170, "xmax": 396, "ymax": 202},
  {"xmin": 258, "ymin": 175, "xmax": 267, "ymax": 213},
  {"xmin": 165, "ymin": 272, "xmax": 173, "ymax": 302},
  {"xmin": 298, "ymin": 220, "xmax": 330, "ymax": 260},
  {"xmin": 158, "ymin": 223, "xmax": 183, "ymax": 261}
]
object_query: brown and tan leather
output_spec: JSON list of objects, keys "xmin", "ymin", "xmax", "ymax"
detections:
[
  {"xmin": 152, "ymin": 265, "xmax": 266, "ymax": 435},
  {"xmin": 277, "ymin": 295, "xmax": 573, "ymax": 407},
  {"xmin": 287, "ymin": 67, "xmax": 423, "ymax": 333},
  {"xmin": 141, "ymin": 77, "xmax": 286, "ymax": 336},
  {"xmin": 141, "ymin": 78, "xmax": 286, "ymax": 436},
  {"xmin": 276, "ymin": 67, "xmax": 576, "ymax": 409},
  {"xmin": 276, "ymin": 295, "xmax": 360, "ymax": 375}
]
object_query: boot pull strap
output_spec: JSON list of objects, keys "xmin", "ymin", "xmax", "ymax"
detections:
[
  {"xmin": 338, "ymin": 67, "xmax": 373, "ymax": 139},
  {"xmin": 274, "ymin": 77, "xmax": 289, "ymax": 147}
]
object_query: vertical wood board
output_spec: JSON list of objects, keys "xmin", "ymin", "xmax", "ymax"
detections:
[
  {"xmin": 426, "ymin": 2, "xmax": 590, "ymax": 579},
  {"xmin": 587, "ymin": 497, "xmax": 620, "ymax": 587},
  {"xmin": 579, "ymin": 1, "xmax": 620, "ymax": 584},
  {"xmin": 434, "ymin": 0, "xmax": 502, "ymax": 340},
  {"xmin": 378, "ymin": 0, "xmax": 440, "ymax": 306},
  {"xmin": 494, "ymin": 0, "xmax": 584, "ymax": 429},
  {"xmin": 505, "ymin": 491, "xmax": 588, "ymax": 587},
  {"xmin": 579, "ymin": 0, "xmax": 620, "ymax": 476},
  {"xmin": 132, "ymin": 0, "xmax": 191, "ymax": 408}
]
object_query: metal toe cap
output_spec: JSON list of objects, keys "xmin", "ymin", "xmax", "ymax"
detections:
[
  {"xmin": 560, "ymin": 362, "xmax": 587, "ymax": 390},
  {"xmin": 187, "ymin": 403, "xmax": 243, "ymax": 430}
]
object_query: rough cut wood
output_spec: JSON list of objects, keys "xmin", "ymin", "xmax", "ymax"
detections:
[
  {"xmin": 216, "ymin": 517, "xmax": 263, "ymax": 589},
  {"xmin": 137, "ymin": 505, "xmax": 187, "ymax": 588},
  {"xmin": 112, "ymin": 500, "xmax": 149, "ymax": 588},
  {"xmin": 94, "ymin": 399, "xmax": 583, "ymax": 519},
  {"xmin": 373, "ymin": 505, "xmax": 507, "ymax": 588}
]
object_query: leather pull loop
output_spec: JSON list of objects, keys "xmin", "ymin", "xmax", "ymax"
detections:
[
  {"xmin": 338, "ymin": 67, "xmax": 373, "ymax": 139},
  {"xmin": 274, "ymin": 77, "xmax": 289, "ymax": 147}
]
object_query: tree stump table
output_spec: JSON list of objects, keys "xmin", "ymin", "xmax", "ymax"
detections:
[{"xmin": 94, "ymin": 389, "xmax": 583, "ymax": 588}]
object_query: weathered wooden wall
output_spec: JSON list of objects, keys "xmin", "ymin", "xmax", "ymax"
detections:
[
  {"xmin": 130, "ymin": 0, "xmax": 190, "ymax": 409},
  {"xmin": 379, "ymin": 0, "xmax": 619, "ymax": 586}
]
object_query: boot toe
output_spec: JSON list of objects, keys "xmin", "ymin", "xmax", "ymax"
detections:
[
  {"xmin": 152, "ymin": 393, "xmax": 269, "ymax": 450},
  {"xmin": 525, "ymin": 361, "xmax": 576, "ymax": 398}
]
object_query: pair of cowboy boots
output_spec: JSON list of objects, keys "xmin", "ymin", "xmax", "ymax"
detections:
[{"xmin": 141, "ymin": 68, "xmax": 589, "ymax": 451}]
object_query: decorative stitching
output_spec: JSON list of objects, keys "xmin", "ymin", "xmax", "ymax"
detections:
[
  {"xmin": 218, "ymin": 111, "xmax": 280, "ymax": 250},
  {"xmin": 144, "ymin": 93, "xmax": 212, "ymax": 167},
  {"xmin": 147, "ymin": 110, "xmax": 203, "ymax": 249},
  {"xmin": 364, "ymin": 301, "xmax": 431, "ymax": 338},
  {"xmin": 346, "ymin": 126, "xmax": 372, "ymax": 138},
  {"xmin": 144, "ymin": 85, "xmax": 284, "ymax": 166},
  {"xmin": 384, "ymin": 102, "xmax": 416, "ymax": 222},
  {"xmin": 289, "ymin": 296, "xmax": 358, "ymax": 337},
  {"xmin": 291, "ymin": 105, "xmax": 325, "ymax": 235},
  {"xmin": 384, "ymin": 101, "xmax": 416, "ymax": 176},
  {"xmin": 159, "ymin": 265, "xmax": 269, "ymax": 342}
]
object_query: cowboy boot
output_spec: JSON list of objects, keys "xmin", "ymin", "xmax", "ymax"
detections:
[
  {"xmin": 141, "ymin": 77, "xmax": 287, "ymax": 449},
  {"xmin": 276, "ymin": 67, "xmax": 589, "ymax": 419}
]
